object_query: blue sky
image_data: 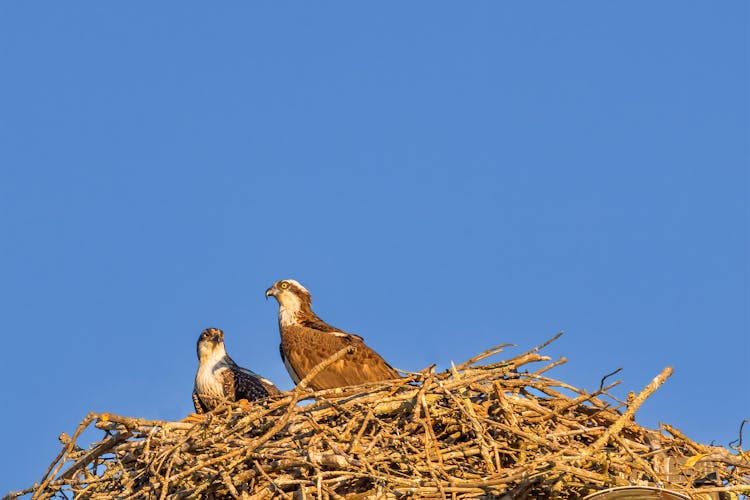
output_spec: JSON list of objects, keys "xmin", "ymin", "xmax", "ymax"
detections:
[{"xmin": 1, "ymin": 1, "xmax": 748, "ymax": 493}]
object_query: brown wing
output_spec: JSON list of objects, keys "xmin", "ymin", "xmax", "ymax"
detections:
[
  {"xmin": 280, "ymin": 325, "xmax": 398, "ymax": 391},
  {"xmin": 221, "ymin": 370, "xmax": 236, "ymax": 401},
  {"xmin": 256, "ymin": 374, "xmax": 281, "ymax": 396},
  {"xmin": 192, "ymin": 391, "xmax": 208, "ymax": 414},
  {"xmin": 222, "ymin": 365, "xmax": 277, "ymax": 402},
  {"xmin": 297, "ymin": 316, "xmax": 363, "ymax": 341}
]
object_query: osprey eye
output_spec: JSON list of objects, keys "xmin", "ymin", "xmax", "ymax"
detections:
[{"xmin": 280, "ymin": 282, "xmax": 289, "ymax": 289}]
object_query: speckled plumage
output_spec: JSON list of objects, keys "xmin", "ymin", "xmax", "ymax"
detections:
[{"xmin": 192, "ymin": 328, "xmax": 279, "ymax": 413}]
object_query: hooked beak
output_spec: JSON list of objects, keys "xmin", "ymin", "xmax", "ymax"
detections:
[
  {"xmin": 203, "ymin": 329, "xmax": 222, "ymax": 344},
  {"xmin": 265, "ymin": 287, "xmax": 276, "ymax": 300}
]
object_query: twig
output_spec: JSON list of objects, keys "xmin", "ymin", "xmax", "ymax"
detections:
[
  {"xmin": 583, "ymin": 366, "xmax": 673, "ymax": 457},
  {"xmin": 17, "ymin": 339, "xmax": 748, "ymax": 500},
  {"xmin": 32, "ymin": 412, "xmax": 98, "ymax": 499},
  {"xmin": 599, "ymin": 368, "xmax": 623, "ymax": 391}
]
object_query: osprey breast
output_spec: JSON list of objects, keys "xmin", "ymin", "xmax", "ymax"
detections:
[{"xmin": 195, "ymin": 361, "xmax": 227, "ymax": 398}]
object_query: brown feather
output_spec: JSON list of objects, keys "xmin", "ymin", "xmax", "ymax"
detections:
[
  {"xmin": 192, "ymin": 392, "xmax": 207, "ymax": 414},
  {"xmin": 280, "ymin": 324, "xmax": 398, "ymax": 391},
  {"xmin": 269, "ymin": 279, "xmax": 398, "ymax": 391},
  {"xmin": 221, "ymin": 370, "xmax": 236, "ymax": 401}
]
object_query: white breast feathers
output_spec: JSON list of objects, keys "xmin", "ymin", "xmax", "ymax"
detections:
[{"xmin": 195, "ymin": 354, "xmax": 229, "ymax": 398}]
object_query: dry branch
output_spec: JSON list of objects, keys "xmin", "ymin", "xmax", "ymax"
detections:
[{"xmin": 6, "ymin": 335, "xmax": 749, "ymax": 500}]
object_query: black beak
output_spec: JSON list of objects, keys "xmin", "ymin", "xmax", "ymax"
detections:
[{"xmin": 265, "ymin": 287, "xmax": 275, "ymax": 300}]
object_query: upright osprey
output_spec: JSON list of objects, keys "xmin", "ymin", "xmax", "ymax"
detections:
[
  {"xmin": 192, "ymin": 327, "xmax": 279, "ymax": 413},
  {"xmin": 265, "ymin": 279, "xmax": 398, "ymax": 391}
]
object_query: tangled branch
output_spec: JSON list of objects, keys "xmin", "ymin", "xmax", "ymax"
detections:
[{"xmin": 7, "ymin": 335, "xmax": 749, "ymax": 499}]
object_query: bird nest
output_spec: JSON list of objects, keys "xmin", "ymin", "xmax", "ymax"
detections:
[{"xmin": 8, "ymin": 334, "xmax": 750, "ymax": 499}]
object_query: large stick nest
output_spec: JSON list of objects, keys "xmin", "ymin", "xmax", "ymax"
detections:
[{"xmin": 8, "ymin": 334, "xmax": 750, "ymax": 499}]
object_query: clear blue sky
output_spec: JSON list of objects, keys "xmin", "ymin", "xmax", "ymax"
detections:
[{"xmin": 1, "ymin": 2, "xmax": 748, "ymax": 493}]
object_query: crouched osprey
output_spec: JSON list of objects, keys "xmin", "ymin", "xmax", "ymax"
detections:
[
  {"xmin": 193, "ymin": 327, "xmax": 279, "ymax": 413},
  {"xmin": 265, "ymin": 279, "xmax": 398, "ymax": 391}
]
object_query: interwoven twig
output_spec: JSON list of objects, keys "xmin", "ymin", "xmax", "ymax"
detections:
[{"xmin": 6, "ymin": 334, "xmax": 750, "ymax": 499}]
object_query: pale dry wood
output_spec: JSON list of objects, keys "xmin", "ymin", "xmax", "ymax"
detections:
[
  {"xmin": 583, "ymin": 366, "xmax": 674, "ymax": 458},
  {"xmin": 8, "ymin": 338, "xmax": 749, "ymax": 500}
]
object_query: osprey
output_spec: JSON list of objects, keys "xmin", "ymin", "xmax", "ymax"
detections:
[
  {"xmin": 265, "ymin": 279, "xmax": 398, "ymax": 390},
  {"xmin": 192, "ymin": 327, "xmax": 279, "ymax": 413}
]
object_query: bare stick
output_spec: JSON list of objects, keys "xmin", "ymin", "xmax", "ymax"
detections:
[
  {"xmin": 599, "ymin": 367, "xmax": 623, "ymax": 391},
  {"xmin": 32, "ymin": 412, "xmax": 98, "ymax": 499},
  {"xmin": 582, "ymin": 366, "xmax": 673, "ymax": 457},
  {"xmin": 454, "ymin": 343, "xmax": 514, "ymax": 371}
]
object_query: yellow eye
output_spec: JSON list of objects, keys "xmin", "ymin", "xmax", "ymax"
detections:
[{"xmin": 280, "ymin": 282, "xmax": 289, "ymax": 289}]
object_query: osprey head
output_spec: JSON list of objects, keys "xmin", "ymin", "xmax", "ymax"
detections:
[
  {"xmin": 265, "ymin": 279, "xmax": 313, "ymax": 326},
  {"xmin": 196, "ymin": 327, "xmax": 226, "ymax": 361},
  {"xmin": 265, "ymin": 279, "xmax": 311, "ymax": 305}
]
